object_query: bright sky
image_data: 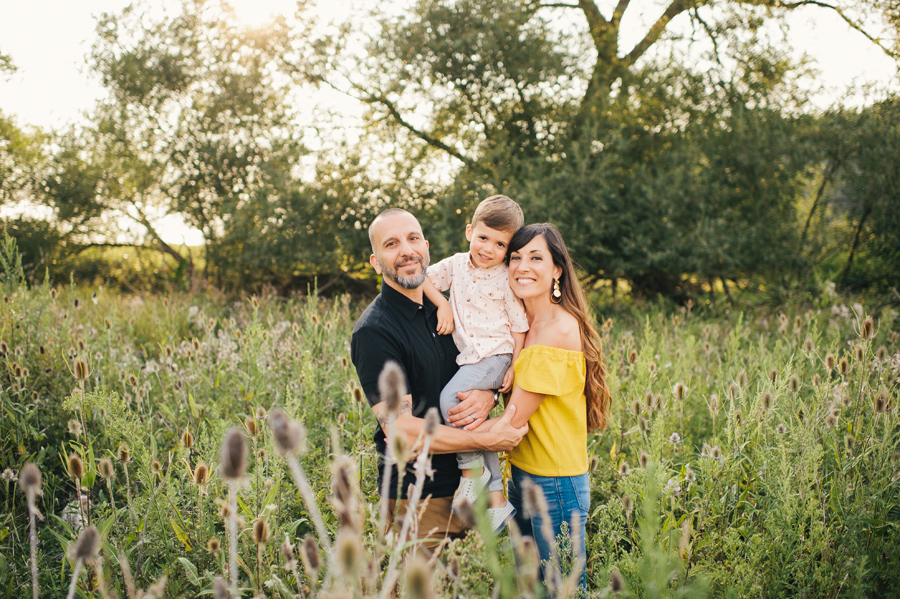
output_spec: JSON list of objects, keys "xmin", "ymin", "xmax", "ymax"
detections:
[{"xmin": 1, "ymin": 1, "xmax": 897, "ymax": 244}]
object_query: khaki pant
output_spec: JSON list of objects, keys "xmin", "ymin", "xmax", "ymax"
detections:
[{"xmin": 386, "ymin": 495, "xmax": 469, "ymax": 554}]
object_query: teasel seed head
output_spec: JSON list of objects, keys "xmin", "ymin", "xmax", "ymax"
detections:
[
  {"xmin": 207, "ymin": 538, "xmax": 220, "ymax": 555},
  {"xmin": 708, "ymin": 394, "xmax": 720, "ymax": 416},
  {"xmin": 826, "ymin": 413, "xmax": 838, "ymax": 428},
  {"xmin": 117, "ymin": 444, "xmax": 131, "ymax": 464},
  {"xmin": 150, "ymin": 459, "xmax": 163, "ymax": 478},
  {"xmin": 789, "ymin": 376, "xmax": 800, "ymax": 394},
  {"xmin": 776, "ymin": 423, "xmax": 787, "ymax": 435},
  {"xmin": 68, "ymin": 419, "xmax": 83, "ymax": 437},
  {"xmin": 268, "ymin": 408, "xmax": 306, "ymax": 457},
  {"xmin": 245, "ymin": 417, "xmax": 259, "ymax": 437},
  {"xmin": 128, "ymin": 374, "xmax": 138, "ymax": 387},
  {"xmin": 648, "ymin": 362, "xmax": 657, "ymax": 373},
  {"xmin": 423, "ymin": 407, "xmax": 440, "ymax": 438},
  {"xmin": 737, "ymin": 370, "xmax": 749, "ymax": 388},
  {"xmin": 638, "ymin": 416, "xmax": 649, "ymax": 432},
  {"xmin": 727, "ymin": 383, "xmax": 739, "ymax": 400},
  {"xmin": 193, "ymin": 462, "xmax": 209, "ymax": 485},
  {"xmin": 893, "ymin": 471, "xmax": 900, "ymax": 485},
  {"xmin": 514, "ymin": 536, "xmax": 540, "ymax": 588},
  {"xmin": 331, "ymin": 457, "xmax": 358, "ymax": 530},
  {"xmin": 378, "ymin": 361, "xmax": 406, "ymax": 415},
  {"xmin": 838, "ymin": 357, "xmax": 850, "ymax": 376},
  {"xmin": 50, "ymin": 288, "xmax": 58, "ymax": 299},
  {"xmin": 68, "ymin": 454, "xmax": 84, "ymax": 480},
  {"xmin": 877, "ymin": 346, "xmax": 889, "ymax": 361},
  {"xmin": 212, "ymin": 577, "xmax": 228, "ymax": 599},
  {"xmin": 618, "ymin": 461, "xmax": 630, "ymax": 477},
  {"xmin": 734, "ymin": 409, "xmax": 743, "ymax": 427},
  {"xmin": 813, "ymin": 374, "xmax": 822, "ymax": 388},
  {"xmin": 631, "ymin": 399, "xmax": 641, "ymax": 418},
  {"xmin": 610, "ymin": 569, "xmax": 625, "ymax": 593},
  {"xmin": 627, "ymin": 349, "xmax": 637, "ymax": 364},
  {"xmin": 351, "ymin": 386, "xmax": 364, "ymax": 404},
  {"xmin": 219, "ymin": 428, "xmax": 248, "ymax": 480},
  {"xmin": 825, "ymin": 354, "xmax": 836, "ymax": 371},
  {"xmin": 522, "ymin": 478, "xmax": 548, "ymax": 518},
  {"xmin": 845, "ymin": 434, "xmax": 856, "ymax": 451},
  {"xmin": 639, "ymin": 451, "xmax": 649, "ymax": 468},
  {"xmin": 678, "ymin": 520, "xmax": 692, "ymax": 560},
  {"xmin": 761, "ymin": 392, "xmax": 773, "ymax": 413},
  {"xmin": 804, "ymin": 337, "xmax": 814, "ymax": 353},
  {"xmin": 391, "ymin": 432, "xmax": 411, "ymax": 465},
  {"xmin": 685, "ymin": 469, "xmax": 696, "ymax": 483},
  {"xmin": 20, "ymin": 462, "xmax": 41, "ymax": 495},
  {"xmin": 854, "ymin": 346, "xmax": 864, "ymax": 362},
  {"xmin": 74, "ymin": 359, "xmax": 89, "ymax": 381},
  {"xmin": 98, "ymin": 458, "xmax": 115, "ymax": 480},
  {"xmin": 252, "ymin": 518, "xmax": 270, "ymax": 545},
  {"xmin": 405, "ymin": 556, "xmax": 434, "ymax": 599},
  {"xmin": 769, "ymin": 368, "xmax": 778, "ymax": 384},
  {"xmin": 673, "ymin": 382, "xmax": 686, "ymax": 401},
  {"xmin": 621, "ymin": 494, "xmax": 634, "ymax": 516},
  {"xmin": 335, "ymin": 529, "xmax": 362, "ymax": 577},
  {"xmin": 281, "ymin": 538, "xmax": 295, "ymax": 565},
  {"xmin": 255, "ymin": 406, "xmax": 267, "ymax": 420},
  {"xmin": 301, "ymin": 535, "xmax": 321, "ymax": 577},
  {"xmin": 711, "ymin": 446, "xmax": 722, "ymax": 460},
  {"xmin": 70, "ymin": 525, "xmax": 100, "ymax": 563},
  {"xmin": 652, "ymin": 393, "xmax": 662, "ymax": 410},
  {"xmin": 861, "ymin": 317, "xmax": 875, "ymax": 340},
  {"xmin": 181, "ymin": 429, "xmax": 194, "ymax": 449},
  {"xmin": 874, "ymin": 390, "xmax": 890, "ymax": 413}
]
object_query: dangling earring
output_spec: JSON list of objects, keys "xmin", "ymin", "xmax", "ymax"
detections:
[{"xmin": 551, "ymin": 277, "xmax": 562, "ymax": 303}]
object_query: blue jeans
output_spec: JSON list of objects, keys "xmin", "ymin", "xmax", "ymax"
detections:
[
  {"xmin": 507, "ymin": 464, "xmax": 589, "ymax": 590},
  {"xmin": 439, "ymin": 354, "xmax": 511, "ymax": 493}
]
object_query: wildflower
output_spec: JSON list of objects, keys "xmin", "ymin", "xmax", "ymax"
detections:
[
  {"xmin": 776, "ymin": 424, "xmax": 787, "ymax": 435},
  {"xmin": 673, "ymin": 382, "xmax": 686, "ymax": 401},
  {"xmin": 181, "ymin": 430, "xmax": 194, "ymax": 449},
  {"xmin": 98, "ymin": 458, "xmax": 114, "ymax": 480},
  {"xmin": 405, "ymin": 556, "xmax": 434, "ymax": 599},
  {"xmin": 67, "ymin": 419, "xmax": 83, "ymax": 437},
  {"xmin": 634, "ymin": 452, "xmax": 648, "ymax": 470},
  {"xmin": 378, "ymin": 361, "xmax": 406, "ymax": 414},
  {"xmin": 618, "ymin": 461, "xmax": 630, "ymax": 477},
  {"xmin": 665, "ymin": 477, "xmax": 682, "ymax": 494},
  {"xmin": 631, "ymin": 399, "xmax": 641, "ymax": 418},
  {"xmin": 825, "ymin": 354, "xmax": 836, "ymax": 371},
  {"xmin": 669, "ymin": 432, "xmax": 681, "ymax": 445},
  {"xmin": 610, "ymin": 569, "xmax": 625, "ymax": 593},
  {"xmin": 708, "ymin": 394, "xmax": 720, "ymax": 416},
  {"xmin": 252, "ymin": 518, "xmax": 270, "ymax": 545},
  {"xmin": 207, "ymin": 538, "xmax": 221, "ymax": 555},
  {"xmin": 627, "ymin": 349, "xmax": 637, "ymax": 364},
  {"xmin": 68, "ymin": 454, "xmax": 84, "ymax": 480},
  {"xmin": 839, "ymin": 357, "xmax": 850, "ymax": 376},
  {"xmin": 2, "ymin": 468, "xmax": 14, "ymax": 481},
  {"xmin": 193, "ymin": 463, "xmax": 210, "ymax": 485},
  {"xmin": 268, "ymin": 409, "xmax": 306, "ymax": 457},
  {"xmin": 220, "ymin": 428, "xmax": 248, "ymax": 480},
  {"xmin": 861, "ymin": 317, "xmax": 875, "ymax": 340}
]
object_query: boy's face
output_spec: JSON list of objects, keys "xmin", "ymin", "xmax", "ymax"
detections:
[{"xmin": 465, "ymin": 222, "xmax": 514, "ymax": 269}]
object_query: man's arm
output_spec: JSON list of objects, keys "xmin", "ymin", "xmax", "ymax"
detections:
[{"xmin": 372, "ymin": 394, "xmax": 527, "ymax": 454}]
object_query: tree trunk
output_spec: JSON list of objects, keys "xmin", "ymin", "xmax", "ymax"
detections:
[{"xmin": 839, "ymin": 205, "xmax": 871, "ymax": 288}]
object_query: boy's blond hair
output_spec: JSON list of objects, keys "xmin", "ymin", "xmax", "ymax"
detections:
[{"xmin": 471, "ymin": 195, "xmax": 524, "ymax": 234}]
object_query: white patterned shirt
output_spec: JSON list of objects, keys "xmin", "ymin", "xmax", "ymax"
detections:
[{"xmin": 427, "ymin": 252, "xmax": 529, "ymax": 366}]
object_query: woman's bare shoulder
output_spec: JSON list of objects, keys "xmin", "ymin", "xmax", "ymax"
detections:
[{"xmin": 532, "ymin": 309, "xmax": 581, "ymax": 351}]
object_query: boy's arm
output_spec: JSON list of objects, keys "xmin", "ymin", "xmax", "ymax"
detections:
[
  {"xmin": 421, "ymin": 277, "xmax": 454, "ymax": 335},
  {"xmin": 499, "ymin": 331, "xmax": 526, "ymax": 392}
]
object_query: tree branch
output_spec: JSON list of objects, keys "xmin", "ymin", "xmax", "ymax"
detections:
[
  {"xmin": 611, "ymin": 0, "xmax": 631, "ymax": 29},
  {"xmin": 623, "ymin": 0, "xmax": 693, "ymax": 66},
  {"xmin": 774, "ymin": 0, "xmax": 899, "ymax": 59}
]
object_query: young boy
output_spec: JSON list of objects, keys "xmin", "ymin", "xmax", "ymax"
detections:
[{"xmin": 422, "ymin": 195, "xmax": 528, "ymax": 532}]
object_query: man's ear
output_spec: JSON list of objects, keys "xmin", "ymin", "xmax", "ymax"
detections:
[{"xmin": 369, "ymin": 254, "xmax": 382, "ymax": 274}]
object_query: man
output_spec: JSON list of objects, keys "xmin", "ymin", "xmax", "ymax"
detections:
[{"xmin": 350, "ymin": 208, "xmax": 527, "ymax": 547}]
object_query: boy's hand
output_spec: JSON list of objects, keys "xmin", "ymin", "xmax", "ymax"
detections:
[
  {"xmin": 436, "ymin": 303, "xmax": 454, "ymax": 335},
  {"xmin": 499, "ymin": 367, "xmax": 515, "ymax": 393}
]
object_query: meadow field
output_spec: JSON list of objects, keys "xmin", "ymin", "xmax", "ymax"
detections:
[{"xmin": 1, "ymin": 277, "xmax": 899, "ymax": 598}]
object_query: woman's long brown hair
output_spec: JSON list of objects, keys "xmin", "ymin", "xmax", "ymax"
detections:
[{"xmin": 508, "ymin": 223, "xmax": 611, "ymax": 432}]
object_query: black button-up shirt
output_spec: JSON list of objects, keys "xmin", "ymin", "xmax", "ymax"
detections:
[{"xmin": 351, "ymin": 283, "xmax": 461, "ymax": 499}]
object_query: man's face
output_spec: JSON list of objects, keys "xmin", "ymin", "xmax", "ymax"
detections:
[{"xmin": 369, "ymin": 212, "xmax": 430, "ymax": 290}]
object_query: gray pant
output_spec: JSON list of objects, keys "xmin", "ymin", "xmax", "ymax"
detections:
[{"xmin": 440, "ymin": 353, "xmax": 511, "ymax": 493}]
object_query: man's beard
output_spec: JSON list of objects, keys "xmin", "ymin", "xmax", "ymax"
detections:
[{"xmin": 377, "ymin": 251, "xmax": 430, "ymax": 290}]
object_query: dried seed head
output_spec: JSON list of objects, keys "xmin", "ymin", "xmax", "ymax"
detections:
[
  {"xmin": 711, "ymin": 446, "xmax": 722, "ymax": 460},
  {"xmin": 71, "ymin": 525, "xmax": 100, "ymax": 562},
  {"xmin": 245, "ymin": 417, "xmax": 259, "ymax": 437},
  {"xmin": 128, "ymin": 374, "xmax": 138, "ymax": 387},
  {"xmin": 447, "ymin": 555, "xmax": 460, "ymax": 579},
  {"xmin": 789, "ymin": 376, "xmax": 800, "ymax": 394},
  {"xmin": 874, "ymin": 391, "xmax": 890, "ymax": 414},
  {"xmin": 268, "ymin": 408, "xmax": 306, "ymax": 457},
  {"xmin": 405, "ymin": 556, "xmax": 434, "ymax": 599},
  {"xmin": 351, "ymin": 387, "xmax": 364, "ymax": 404},
  {"xmin": 391, "ymin": 432, "xmax": 411, "ymax": 464},
  {"xmin": 776, "ymin": 424, "xmax": 787, "ymax": 435},
  {"xmin": 877, "ymin": 346, "xmax": 889, "ymax": 361},
  {"xmin": 862, "ymin": 318, "xmax": 875, "ymax": 340},
  {"xmin": 638, "ymin": 416, "xmax": 649, "ymax": 432},
  {"xmin": 678, "ymin": 520, "xmax": 692, "ymax": 559},
  {"xmin": 631, "ymin": 399, "xmax": 641, "ymax": 418},
  {"xmin": 193, "ymin": 463, "xmax": 209, "ymax": 485},
  {"xmin": 854, "ymin": 346, "xmax": 864, "ymax": 362},
  {"xmin": 335, "ymin": 529, "xmax": 362, "ymax": 577},
  {"xmin": 761, "ymin": 392, "xmax": 773, "ymax": 413},
  {"xmin": 423, "ymin": 407, "xmax": 440, "ymax": 437},
  {"xmin": 50, "ymin": 288, "xmax": 58, "ymax": 299},
  {"xmin": 813, "ymin": 374, "xmax": 822, "ymax": 388},
  {"xmin": 521, "ymin": 478, "xmax": 548, "ymax": 518},
  {"xmin": 648, "ymin": 362, "xmax": 657, "ymax": 373},
  {"xmin": 627, "ymin": 349, "xmax": 637, "ymax": 364},
  {"xmin": 769, "ymin": 368, "xmax": 778, "ymax": 384},
  {"xmin": 74, "ymin": 359, "xmax": 89, "ymax": 381},
  {"xmin": 68, "ymin": 419, "xmax": 83, "ymax": 437},
  {"xmin": 454, "ymin": 498, "xmax": 476, "ymax": 528},
  {"xmin": 737, "ymin": 370, "xmax": 748, "ymax": 389},
  {"xmin": 255, "ymin": 406, "xmax": 267, "ymax": 420},
  {"xmin": 727, "ymin": 383, "xmax": 740, "ymax": 400},
  {"xmin": 117, "ymin": 444, "xmax": 131, "ymax": 464},
  {"xmin": 673, "ymin": 382, "xmax": 686, "ymax": 401},
  {"xmin": 804, "ymin": 337, "xmax": 814, "ymax": 353},
  {"xmin": 68, "ymin": 454, "xmax": 84, "ymax": 480},
  {"xmin": 207, "ymin": 538, "xmax": 221, "ymax": 555},
  {"xmin": 639, "ymin": 451, "xmax": 649, "ymax": 468},
  {"xmin": 845, "ymin": 435, "xmax": 856, "ymax": 451},
  {"xmin": 331, "ymin": 457, "xmax": 358, "ymax": 530},
  {"xmin": 212, "ymin": 577, "xmax": 228, "ymax": 599},
  {"xmin": 192, "ymin": 338, "xmax": 201, "ymax": 351},
  {"xmin": 181, "ymin": 430, "xmax": 194, "ymax": 449},
  {"xmin": 281, "ymin": 538, "xmax": 294, "ymax": 564},
  {"xmin": 219, "ymin": 428, "xmax": 248, "ymax": 480},
  {"xmin": 839, "ymin": 357, "xmax": 850, "ymax": 376},
  {"xmin": 514, "ymin": 537, "xmax": 540, "ymax": 588},
  {"xmin": 733, "ymin": 409, "xmax": 743, "ymax": 426},
  {"xmin": 826, "ymin": 414, "xmax": 837, "ymax": 428},
  {"xmin": 610, "ymin": 569, "xmax": 625, "ymax": 593},
  {"xmin": 378, "ymin": 361, "xmax": 406, "ymax": 414},
  {"xmin": 151, "ymin": 459, "xmax": 162, "ymax": 476},
  {"xmin": 98, "ymin": 458, "xmax": 115, "ymax": 480},
  {"xmin": 301, "ymin": 535, "xmax": 320, "ymax": 576},
  {"xmin": 708, "ymin": 394, "xmax": 720, "ymax": 416},
  {"xmin": 19, "ymin": 462, "xmax": 42, "ymax": 497},
  {"xmin": 825, "ymin": 354, "xmax": 836, "ymax": 371},
  {"xmin": 621, "ymin": 494, "xmax": 634, "ymax": 515},
  {"xmin": 252, "ymin": 518, "xmax": 270, "ymax": 545},
  {"xmin": 618, "ymin": 461, "xmax": 630, "ymax": 477}
]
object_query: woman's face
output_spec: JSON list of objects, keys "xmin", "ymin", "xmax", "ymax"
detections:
[{"xmin": 508, "ymin": 234, "xmax": 562, "ymax": 301}]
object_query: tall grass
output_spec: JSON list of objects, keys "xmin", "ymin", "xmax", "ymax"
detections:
[{"xmin": 0, "ymin": 264, "xmax": 897, "ymax": 596}]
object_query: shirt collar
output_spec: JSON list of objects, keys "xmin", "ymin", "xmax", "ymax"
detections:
[
  {"xmin": 381, "ymin": 281, "xmax": 435, "ymax": 321},
  {"xmin": 465, "ymin": 253, "xmax": 506, "ymax": 276}
]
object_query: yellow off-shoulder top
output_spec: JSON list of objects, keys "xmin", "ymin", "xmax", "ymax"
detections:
[{"xmin": 508, "ymin": 344, "xmax": 588, "ymax": 477}]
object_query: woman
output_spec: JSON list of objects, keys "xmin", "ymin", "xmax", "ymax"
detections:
[{"xmin": 503, "ymin": 223, "xmax": 611, "ymax": 588}]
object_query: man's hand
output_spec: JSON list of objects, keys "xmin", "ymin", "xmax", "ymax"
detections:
[
  {"xmin": 446, "ymin": 388, "xmax": 494, "ymax": 430},
  {"xmin": 484, "ymin": 404, "xmax": 528, "ymax": 452},
  {"xmin": 435, "ymin": 302, "xmax": 454, "ymax": 335}
]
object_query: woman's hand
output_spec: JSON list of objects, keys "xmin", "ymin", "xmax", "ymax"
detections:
[
  {"xmin": 435, "ymin": 303, "xmax": 454, "ymax": 335},
  {"xmin": 446, "ymin": 389, "xmax": 494, "ymax": 430}
]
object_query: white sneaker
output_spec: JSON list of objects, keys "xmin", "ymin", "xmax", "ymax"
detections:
[
  {"xmin": 452, "ymin": 468, "xmax": 491, "ymax": 513},
  {"xmin": 487, "ymin": 501, "xmax": 516, "ymax": 534}
]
